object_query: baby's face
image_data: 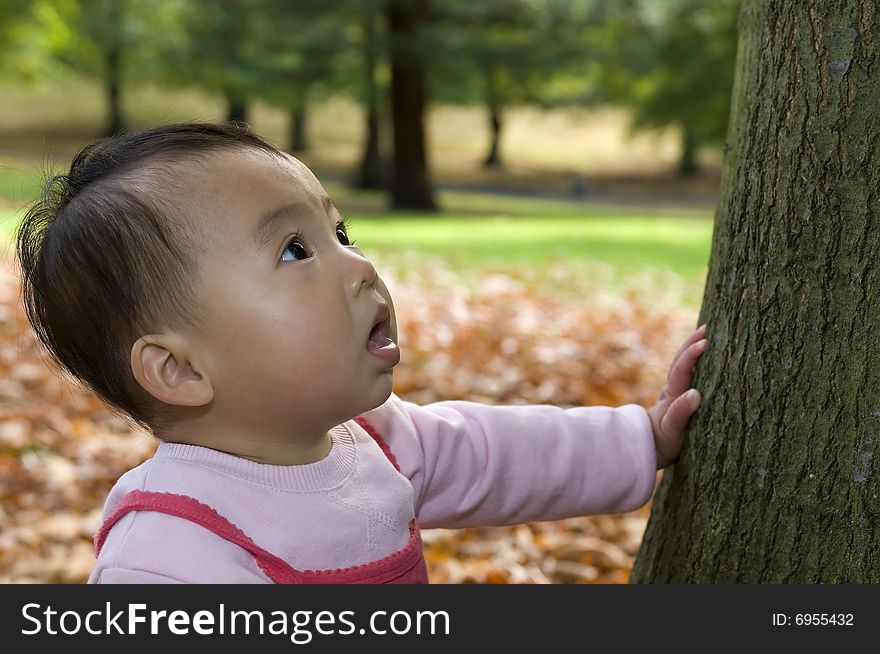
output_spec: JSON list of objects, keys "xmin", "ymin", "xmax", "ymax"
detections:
[{"xmin": 177, "ymin": 147, "xmax": 399, "ymax": 433}]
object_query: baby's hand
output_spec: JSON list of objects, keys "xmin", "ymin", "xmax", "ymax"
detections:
[{"xmin": 647, "ymin": 324, "xmax": 708, "ymax": 469}]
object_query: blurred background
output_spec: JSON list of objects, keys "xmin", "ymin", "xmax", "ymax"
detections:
[{"xmin": 0, "ymin": 0, "xmax": 737, "ymax": 583}]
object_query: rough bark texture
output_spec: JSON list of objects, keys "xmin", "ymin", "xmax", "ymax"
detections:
[{"xmin": 632, "ymin": 0, "xmax": 880, "ymax": 583}]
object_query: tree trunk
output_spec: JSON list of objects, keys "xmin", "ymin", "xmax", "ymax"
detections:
[
  {"xmin": 104, "ymin": 46, "xmax": 124, "ymax": 137},
  {"xmin": 289, "ymin": 104, "xmax": 310, "ymax": 153},
  {"xmin": 386, "ymin": 0, "xmax": 437, "ymax": 210},
  {"xmin": 632, "ymin": 0, "xmax": 880, "ymax": 583},
  {"xmin": 679, "ymin": 122, "xmax": 698, "ymax": 176},
  {"xmin": 226, "ymin": 95, "xmax": 248, "ymax": 125},
  {"xmin": 355, "ymin": 2, "xmax": 386, "ymax": 190},
  {"xmin": 483, "ymin": 110, "xmax": 502, "ymax": 168},
  {"xmin": 483, "ymin": 63, "xmax": 503, "ymax": 168},
  {"xmin": 102, "ymin": 0, "xmax": 125, "ymax": 137},
  {"xmin": 357, "ymin": 102, "xmax": 386, "ymax": 190}
]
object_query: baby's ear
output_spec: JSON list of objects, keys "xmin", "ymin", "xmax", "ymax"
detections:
[{"xmin": 130, "ymin": 333, "xmax": 214, "ymax": 407}]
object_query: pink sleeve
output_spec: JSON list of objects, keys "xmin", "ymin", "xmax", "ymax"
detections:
[{"xmin": 365, "ymin": 394, "xmax": 657, "ymax": 529}]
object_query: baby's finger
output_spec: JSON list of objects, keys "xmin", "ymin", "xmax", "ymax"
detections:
[
  {"xmin": 669, "ymin": 324, "xmax": 707, "ymax": 371},
  {"xmin": 666, "ymin": 338, "xmax": 707, "ymax": 397},
  {"xmin": 660, "ymin": 389, "xmax": 701, "ymax": 437}
]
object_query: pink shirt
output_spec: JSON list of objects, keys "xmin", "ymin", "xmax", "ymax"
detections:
[{"xmin": 88, "ymin": 393, "xmax": 656, "ymax": 583}]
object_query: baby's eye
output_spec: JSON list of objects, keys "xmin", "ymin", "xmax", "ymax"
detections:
[
  {"xmin": 336, "ymin": 220, "xmax": 356, "ymax": 247},
  {"xmin": 281, "ymin": 232, "xmax": 311, "ymax": 263}
]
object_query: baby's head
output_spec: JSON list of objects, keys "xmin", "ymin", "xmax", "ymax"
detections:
[{"xmin": 16, "ymin": 122, "xmax": 399, "ymax": 446}]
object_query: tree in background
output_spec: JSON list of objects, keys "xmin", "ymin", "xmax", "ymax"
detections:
[
  {"xmin": 632, "ymin": 0, "xmax": 880, "ymax": 582},
  {"xmin": 249, "ymin": 0, "xmax": 354, "ymax": 153},
  {"xmin": 429, "ymin": 0, "xmax": 608, "ymax": 170},
  {"xmin": 429, "ymin": 0, "xmax": 537, "ymax": 169},
  {"xmin": 386, "ymin": 0, "xmax": 436, "ymax": 210},
  {"xmin": 3, "ymin": 0, "xmax": 742, "ymax": 196},
  {"xmin": 0, "ymin": 0, "xmax": 47, "ymax": 83},
  {"xmin": 350, "ymin": 0, "xmax": 387, "ymax": 190},
  {"xmin": 593, "ymin": 0, "xmax": 740, "ymax": 175},
  {"xmin": 5, "ymin": 0, "xmax": 188, "ymax": 136},
  {"xmin": 258, "ymin": 0, "xmax": 390, "ymax": 190},
  {"xmin": 23, "ymin": 0, "xmax": 141, "ymax": 136},
  {"xmin": 168, "ymin": 0, "xmax": 266, "ymax": 124}
]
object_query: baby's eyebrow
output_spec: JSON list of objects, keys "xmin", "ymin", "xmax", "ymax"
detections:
[
  {"xmin": 325, "ymin": 196, "xmax": 340, "ymax": 216},
  {"xmin": 253, "ymin": 195, "xmax": 337, "ymax": 249}
]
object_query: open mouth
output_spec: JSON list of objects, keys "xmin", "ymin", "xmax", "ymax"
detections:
[
  {"xmin": 368, "ymin": 304, "xmax": 392, "ymax": 347},
  {"xmin": 366, "ymin": 304, "xmax": 400, "ymax": 365}
]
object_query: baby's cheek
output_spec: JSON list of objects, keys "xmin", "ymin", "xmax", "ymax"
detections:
[{"xmin": 378, "ymin": 285, "xmax": 398, "ymax": 325}]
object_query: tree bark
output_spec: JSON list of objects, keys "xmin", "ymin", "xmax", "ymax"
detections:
[
  {"xmin": 632, "ymin": 0, "xmax": 880, "ymax": 583},
  {"xmin": 386, "ymin": 0, "xmax": 437, "ymax": 210}
]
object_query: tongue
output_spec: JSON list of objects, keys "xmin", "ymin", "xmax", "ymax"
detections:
[
  {"xmin": 370, "ymin": 334, "xmax": 393, "ymax": 347},
  {"xmin": 369, "ymin": 325, "xmax": 393, "ymax": 347}
]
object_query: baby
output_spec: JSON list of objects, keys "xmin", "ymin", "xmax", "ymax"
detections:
[{"xmin": 15, "ymin": 122, "xmax": 707, "ymax": 583}]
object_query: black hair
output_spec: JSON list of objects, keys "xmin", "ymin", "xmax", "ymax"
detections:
[{"xmin": 15, "ymin": 121, "xmax": 285, "ymax": 434}]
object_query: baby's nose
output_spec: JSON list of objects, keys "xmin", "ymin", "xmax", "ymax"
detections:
[{"xmin": 345, "ymin": 250, "xmax": 378, "ymax": 296}]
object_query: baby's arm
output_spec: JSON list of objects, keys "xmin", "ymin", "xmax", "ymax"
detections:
[
  {"xmin": 364, "ymin": 394, "xmax": 657, "ymax": 530},
  {"xmin": 365, "ymin": 326, "xmax": 708, "ymax": 530}
]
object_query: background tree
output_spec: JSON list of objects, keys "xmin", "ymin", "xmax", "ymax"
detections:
[
  {"xmin": 27, "ymin": 0, "xmax": 144, "ymax": 136},
  {"xmin": 429, "ymin": 0, "xmax": 540, "ymax": 169},
  {"xmin": 429, "ymin": 0, "xmax": 606, "ymax": 170},
  {"xmin": 632, "ymin": 0, "xmax": 880, "ymax": 583},
  {"xmin": 169, "ymin": 0, "xmax": 267, "ymax": 124},
  {"xmin": 386, "ymin": 0, "xmax": 436, "ymax": 210},
  {"xmin": 0, "ymin": 0, "xmax": 46, "ymax": 83},
  {"xmin": 592, "ymin": 0, "xmax": 739, "ymax": 175},
  {"xmin": 9, "ymin": 0, "xmax": 185, "ymax": 136},
  {"xmin": 351, "ymin": 0, "xmax": 388, "ymax": 190},
  {"xmin": 250, "ymin": 0, "xmax": 354, "ymax": 153}
]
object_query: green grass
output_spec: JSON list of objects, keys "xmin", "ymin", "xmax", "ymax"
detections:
[
  {"xmin": 349, "ymin": 213, "xmax": 710, "ymax": 277},
  {"xmin": 0, "ymin": 170, "xmax": 713, "ymax": 306},
  {"xmin": 0, "ymin": 165, "xmax": 44, "ymax": 203},
  {"xmin": 321, "ymin": 183, "xmax": 714, "ymax": 287}
]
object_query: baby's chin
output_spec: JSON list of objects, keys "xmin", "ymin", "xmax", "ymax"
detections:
[{"xmin": 361, "ymin": 375, "xmax": 396, "ymax": 415}]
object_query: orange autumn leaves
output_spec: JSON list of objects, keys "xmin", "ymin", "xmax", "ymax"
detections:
[{"xmin": 0, "ymin": 254, "xmax": 697, "ymax": 583}]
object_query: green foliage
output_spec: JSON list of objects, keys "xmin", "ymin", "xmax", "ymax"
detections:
[
  {"xmin": 427, "ymin": 0, "xmax": 605, "ymax": 109},
  {"xmin": 0, "ymin": 0, "xmax": 72, "ymax": 83},
  {"xmin": 593, "ymin": 0, "xmax": 740, "ymax": 147},
  {"xmin": 139, "ymin": 0, "xmax": 363, "ymax": 112},
  {"xmin": 0, "ymin": 0, "xmax": 738, "ymax": 173},
  {"xmin": 0, "ymin": 0, "xmax": 196, "ymax": 88}
]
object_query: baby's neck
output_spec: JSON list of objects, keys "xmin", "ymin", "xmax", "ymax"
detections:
[
  {"xmin": 221, "ymin": 432, "xmax": 334, "ymax": 465},
  {"xmin": 160, "ymin": 429, "xmax": 334, "ymax": 466}
]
